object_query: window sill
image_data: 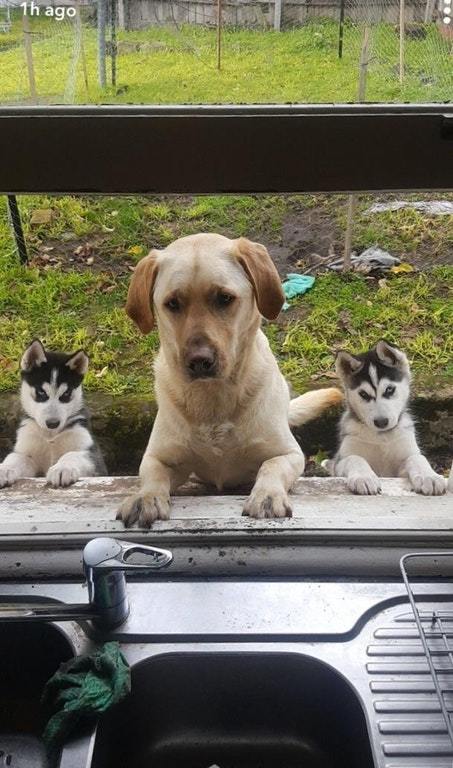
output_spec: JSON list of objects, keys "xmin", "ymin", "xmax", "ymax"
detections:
[{"xmin": 0, "ymin": 477, "xmax": 451, "ymax": 578}]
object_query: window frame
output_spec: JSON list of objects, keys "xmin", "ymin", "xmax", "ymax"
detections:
[
  {"xmin": 0, "ymin": 104, "xmax": 452, "ymax": 194},
  {"xmin": 0, "ymin": 103, "xmax": 452, "ymax": 576}
]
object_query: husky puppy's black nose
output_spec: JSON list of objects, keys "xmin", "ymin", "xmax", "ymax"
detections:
[
  {"xmin": 374, "ymin": 417, "xmax": 389, "ymax": 429},
  {"xmin": 46, "ymin": 418, "xmax": 60, "ymax": 430}
]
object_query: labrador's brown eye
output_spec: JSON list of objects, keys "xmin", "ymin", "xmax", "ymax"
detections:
[
  {"xmin": 165, "ymin": 297, "xmax": 180, "ymax": 312},
  {"xmin": 216, "ymin": 292, "xmax": 235, "ymax": 308}
]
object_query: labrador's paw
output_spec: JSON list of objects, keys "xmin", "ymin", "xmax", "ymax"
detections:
[
  {"xmin": 411, "ymin": 473, "xmax": 446, "ymax": 496},
  {"xmin": 348, "ymin": 474, "xmax": 381, "ymax": 495},
  {"xmin": 0, "ymin": 466, "xmax": 19, "ymax": 488},
  {"xmin": 243, "ymin": 487, "xmax": 292, "ymax": 519},
  {"xmin": 46, "ymin": 464, "xmax": 80, "ymax": 488},
  {"xmin": 116, "ymin": 492, "xmax": 171, "ymax": 528}
]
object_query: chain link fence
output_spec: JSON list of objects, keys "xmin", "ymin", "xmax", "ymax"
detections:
[
  {"xmin": 0, "ymin": 0, "xmax": 451, "ymax": 104},
  {"xmin": 0, "ymin": 0, "xmax": 94, "ymax": 104}
]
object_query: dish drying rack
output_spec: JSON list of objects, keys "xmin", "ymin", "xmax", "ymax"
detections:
[{"xmin": 400, "ymin": 552, "xmax": 453, "ymax": 750}]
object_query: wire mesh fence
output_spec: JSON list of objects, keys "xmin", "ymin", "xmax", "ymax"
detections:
[
  {"xmin": 0, "ymin": 0, "xmax": 451, "ymax": 105},
  {"xmin": 0, "ymin": 0, "xmax": 94, "ymax": 103}
]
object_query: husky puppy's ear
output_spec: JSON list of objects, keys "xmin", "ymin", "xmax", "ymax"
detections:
[
  {"xmin": 66, "ymin": 350, "xmax": 89, "ymax": 376},
  {"xmin": 375, "ymin": 339, "xmax": 408, "ymax": 371},
  {"xmin": 21, "ymin": 339, "xmax": 47, "ymax": 371},
  {"xmin": 335, "ymin": 350, "xmax": 363, "ymax": 380}
]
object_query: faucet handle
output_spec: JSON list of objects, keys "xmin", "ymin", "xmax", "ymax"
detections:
[
  {"xmin": 83, "ymin": 537, "xmax": 173, "ymax": 573},
  {"xmin": 83, "ymin": 537, "xmax": 173, "ymax": 629}
]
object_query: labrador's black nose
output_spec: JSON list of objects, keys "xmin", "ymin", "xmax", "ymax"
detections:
[
  {"xmin": 46, "ymin": 418, "xmax": 60, "ymax": 429},
  {"xmin": 374, "ymin": 417, "xmax": 389, "ymax": 429},
  {"xmin": 187, "ymin": 348, "xmax": 218, "ymax": 379}
]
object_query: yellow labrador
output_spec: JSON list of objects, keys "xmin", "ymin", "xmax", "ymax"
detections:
[{"xmin": 117, "ymin": 233, "xmax": 342, "ymax": 526}]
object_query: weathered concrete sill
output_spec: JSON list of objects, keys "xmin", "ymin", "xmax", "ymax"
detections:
[{"xmin": 0, "ymin": 476, "xmax": 452, "ymax": 579}]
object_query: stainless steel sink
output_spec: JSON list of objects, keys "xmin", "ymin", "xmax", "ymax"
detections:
[
  {"xmin": 91, "ymin": 652, "xmax": 374, "ymax": 768},
  {"xmin": 2, "ymin": 579, "xmax": 453, "ymax": 768},
  {"xmin": 0, "ymin": 623, "xmax": 73, "ymax": 767}
]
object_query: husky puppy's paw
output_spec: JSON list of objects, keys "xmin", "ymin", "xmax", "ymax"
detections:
[
  {"xmin": 411, "ymin": 473, "xmax": 446, "ymax": 496},
  {"xmin": 116, "ymin": 492, "xmax": 171, "ymax": 528},
  {"xmin": 0, "ymin": 467, "xmax": 19, "ymax": 488},
  {"xmin": 242, "ymin": 488, "xmax": 293, "ymax": 519},
  {"xmin": 348, "ymin": 474, "xmax": 381, "ymax": 495},
  {"xmin": 46, "ymin": 464, "xmax": 80, "ymax": 488}
]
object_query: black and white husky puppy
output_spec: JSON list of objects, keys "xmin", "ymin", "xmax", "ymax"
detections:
[
  {"xmin": 326, "ymin": 340, "xmax": 446, "ymax": 496},
  {"xmin": 0, "ymin": 339, "xmax": 106, "ymax": 488}
]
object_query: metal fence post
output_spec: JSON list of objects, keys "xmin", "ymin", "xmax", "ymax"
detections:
[
  {"xmin": 6, "ymin": 196, "xmax": 28, "ymax": 265},
  {"xmin": 111, "ymin": 0, "xmax": 117, "ymax": 87},
  {"xmin": 98, "ymin": 0, "xmax": 107, "ymax": 88},
  {"xmin": 274, "ymin": 0, "xmax": 282, "ymax": 30}
]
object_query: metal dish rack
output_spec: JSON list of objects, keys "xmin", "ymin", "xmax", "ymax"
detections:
[{"xmin": 400, "ymin": 552, "xmax": 453, "ymax": 750}]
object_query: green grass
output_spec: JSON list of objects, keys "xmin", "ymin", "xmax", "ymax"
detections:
[
  {"xmin": 0, "ymin": 193, "xmax": 452, "ymax": 396},
  {"xmin": 0, "ymin": 16, "xmax": 451, "ymax": 104},
  {"xmin": 11, "ymin": 192, "xmax": 453, "ymax": 263},
  {"xmin": 277, "ymin": 268, "xmax": 453, "ymax": 392},
  {"xmin": 0, "ymin": 248, "xmax": 159, "ymax": 394}
]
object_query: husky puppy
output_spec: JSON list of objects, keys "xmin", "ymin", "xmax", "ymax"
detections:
[
  {"xmin": 0, "ymin": 339, "xmax": 106, "ymax": 488},
  {"xmin": 326, "ymin": 340, "xmax": 446, "ymax": 496}
]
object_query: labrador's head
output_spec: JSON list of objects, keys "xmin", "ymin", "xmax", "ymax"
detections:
[{"xmin": 125, "ymin": 233, "xmax": 284, "ymax": 381}]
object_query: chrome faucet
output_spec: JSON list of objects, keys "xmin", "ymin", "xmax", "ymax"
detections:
[
  {"xmin": 83, "ymin": 538, "xmax": 173, "ymax": 627},
  {"xmin": 0, "ymin": 537, "xmax": 173, "ymax": 629}
]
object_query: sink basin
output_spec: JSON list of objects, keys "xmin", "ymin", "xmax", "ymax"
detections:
[
  {"xmin": 92, "ymin": 652, "xmax": 374, "ymax": 768},
  {"xmin": 0, "ymin": 623, "xmax": 73, "ymax": 767}
]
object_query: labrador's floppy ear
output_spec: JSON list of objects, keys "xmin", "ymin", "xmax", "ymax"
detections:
[
  {"xmin": 235, "ymin": 237, "xmax": 284, "ymax": 320},
  {"xmin": 335, "ymin": 350, "xmax": 363, "ymax": 380},
  {"xmin": 125, "ymin": 250, "xmax": 160, "ymax": 334}
]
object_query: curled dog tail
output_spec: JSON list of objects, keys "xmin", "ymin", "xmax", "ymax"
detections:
[{"xmin": 288, "ymin": 387, "xmax": 343, "ymax": 428}]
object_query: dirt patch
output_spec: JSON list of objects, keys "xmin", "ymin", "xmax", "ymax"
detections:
[
  {"xmin": 29, "ymin": 236, "xmax": 135, "ymax": 276},
  {"xmin": 273, "ymin": 208, "xmax": 343, "ymax": 277}
]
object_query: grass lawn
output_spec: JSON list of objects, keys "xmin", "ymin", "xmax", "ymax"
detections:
[
  {"xmin": 0, "ymin": 16, "xmax": 451, "ymax": 104},
  {"xmin": 0, "ymin": 193, "xmax": 451, "ymax": 397}
]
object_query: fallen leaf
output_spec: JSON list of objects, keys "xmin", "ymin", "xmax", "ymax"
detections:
[
  {"xmin": 73, "ymin": 243, "xmax": 93, "ymax": 260},
  {"xmin": 310, "ymin": 372, "xmax": 338, "ymax": 381},
  {"xmin": 391, "ymin": 262, "xmax": 414, "ymax": 274},
  {"xmin": 128, "ymin": 245, "xmax": 144, "ymax": 256}
]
